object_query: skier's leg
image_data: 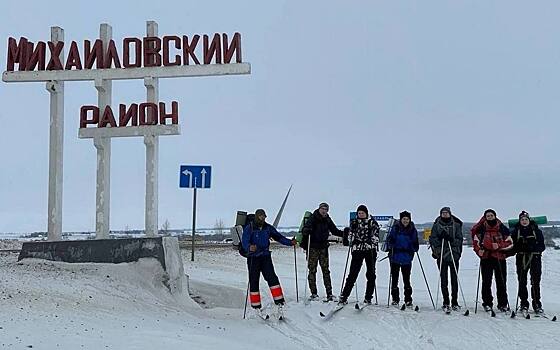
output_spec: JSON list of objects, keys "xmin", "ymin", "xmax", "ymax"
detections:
[
  {"xmin": 261, "ymin": 255, "xmax": 285, "ymax": 305},
  {"xmin": 480, "ymin": 258, "xmax": 494, "ymax": 308},
  {"xmin": 318, "ymin": 247, "xmax": 334, "ymax": 297},
  {"xmin": 450, "ymin": 260, "xmax": 459, "ymax": 306},
  {"xmin": 390, "ymin": 263, "xmax": 400, "ymax": 303},
  {"xmin": 307, "ymin": 248, "xmax": 320, "ymax": 296},
  {"xmin": 440, "ymin": 260, "xmax": 450, "ymax": 306},
  {"xmin": 341, "ymin": 251, "xmax": 364, "ymax": 300},
  {"xmin": 402, "ymin": 264, "xmax": 413, "ymax": 303},
  {"xmin": 496, "ymin": 259, "xmax": 508, "ymax": 308},
  {"xmin": 516, "ymin": 254, "xmax": 529, "ymax": 309},
  {"xmin": 364, "ymin": 249, "xmax": 377, "ymax": 301},
  {"xmin": 530, "ymin": 254, "xmax": 542, "ymax": 310},
  {"xmin": 248, "ymin": 256, "xmax": 263, "ymax": 309}
]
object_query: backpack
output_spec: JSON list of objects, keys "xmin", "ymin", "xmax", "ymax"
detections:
[{"xmin": 235, "ymin": 213, "xmax": 255, "ymax": 258}]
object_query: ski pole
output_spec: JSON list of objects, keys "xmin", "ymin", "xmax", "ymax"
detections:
[
  {"xmin": 304, "ymin": 236, "xmax": 311, "ymax": 303},
  {"xmin": 354, "ymin": 272, "xmax": 360, "ymax": 308},
  {"xmin": 243, "ymin": 280, "xmax": 249, "ymax": 319},
  {"xmin": 416, "ymin": 250, "xmax": 436, "ymax": 310},
  {"xmin": 372, "ymin": 249, "xmax": 378, "ymax": 305},
  {"xmin": 435, "ymin": 239, "xmax": 444, "ymax": 308},
  {"xmin": 387, "ymin": 249, "xmax": 392, "ymax": 307},
  {"xmin": 244, "ymin": 255, "xmax": 254, "ymax": 319},
  {"xmin": 294, "ymin": 244, "xmax": 299, "ymax": 303},
  {"xmin": 447, "ymin": 240, "xmax": 469, "ymax": 316},
  {"xmin": 339, "ymin": 242, "xmax": 353, "ymax": 296},
  {"xmin": 475, "ymin": 260, "xmax": 481, "ymax": 314}
]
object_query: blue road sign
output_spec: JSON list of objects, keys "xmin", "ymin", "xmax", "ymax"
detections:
[{"xmin": 180, "ymin": 165, "xmax": 212, "ymax": 189}]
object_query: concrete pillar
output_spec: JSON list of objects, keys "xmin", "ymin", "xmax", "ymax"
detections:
[
  {"xmin": 94, "ymin": 23, "xmax": 113, "ymax": 239},
  {"xmin": 46, "ymin": 27, "xmax": 64, "ymax": 241},
  {"xmin": 144, "ymin": 20, "xmax": 159, "ymax": 237}
]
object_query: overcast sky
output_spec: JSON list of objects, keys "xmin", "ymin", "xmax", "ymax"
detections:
[{"xmin": 1, "ymin": 1, "xmax": 560, "ymax": 233}]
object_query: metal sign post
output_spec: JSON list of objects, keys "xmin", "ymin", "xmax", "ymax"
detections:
[
  {"xmin": 179, "ymin": 165, "xmax": 212, "ymax": 261},
  {"xmin": 191, "ymin": 187, "xmax": 197, "ymax": 262}
]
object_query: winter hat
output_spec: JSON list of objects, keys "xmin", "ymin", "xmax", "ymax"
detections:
[
  {"xmin": 440, "ymin": 207, "xmax": 451, "ymax": 215},
  {"xmin": 357, "ymin": 204, "xmax": 369, "ymax": 217},
  {"xmin": 484, "ymin": 209, "xmax": 497, "ymax": 217},
  {"xmin": 318, "ymin": 202, "xmax": 329, "ymax": 210},
  {"xmin": 255, "ymin": 209, "xmax": 267, "ymax": 218},
  {"xmin": 519, "ymin": 211, "xmax": 530, "ymax": 220},
  {"xmin": 399, "ymin": 211, "xmax": 411, "ymax": 220}
]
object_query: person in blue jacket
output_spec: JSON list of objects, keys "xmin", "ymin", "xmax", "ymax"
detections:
[
  {"xmin": 242, "ymin": 209, "xmax": 296, "ymax": 312},
  {"xmin": 386, "ymin": 210, "xmax": 419, "ymax": 307}
]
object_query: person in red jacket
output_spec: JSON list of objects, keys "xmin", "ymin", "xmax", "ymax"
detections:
[{"xmin": 471, "ymin": 209, "xmax": 513, "ymax": 312}]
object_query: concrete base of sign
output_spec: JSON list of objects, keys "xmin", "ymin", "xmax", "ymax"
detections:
[{"xmin": 18, "ymin": 236, "xmax": 184, "ymax": 294}]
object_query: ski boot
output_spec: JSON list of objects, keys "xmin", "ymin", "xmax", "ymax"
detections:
[
  {"xmin": 483, "ymin": 305, "xmax": 493, "ymax": 313},
  {"xmin": 452, "ymin": 304, "xmax": 461, "ymax": 311},
  {"xmin": 391, "ymin": 300, "xmax": 399, "ymax": 306},
  {"xmin": 363, "ymin": 298, "xmax": 373, "ymax": 305},
  {"xmin": 442, "ymin": 304, "xmax": 451, "ymax": 314},
  {"xmin": 337, "ymin": 296, "xmax": 348, "ymax": 306},
  {"xmin": 308, "ymin": 294, "xmax": 320, "ymax": 302},
  {"xmin": 324, "ymin": 294, "xmax": 338, "ymax": 303},
  {"xmin": 498, "ymin": 305, "xmax": 510, "ymax": 313}
]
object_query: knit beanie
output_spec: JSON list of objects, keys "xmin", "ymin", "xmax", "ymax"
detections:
[{"xmin": 357, "ymin": 204, "xmax": 368, "ymax": 217}]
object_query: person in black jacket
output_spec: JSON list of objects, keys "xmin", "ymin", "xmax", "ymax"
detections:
[
  {"xmin": 301, "ymin": 202, "xmax": 346, "ymax": 301},
  {"xmin": 511, "ymin": 211, "xmax": 546, "ymax": 314},
  {"xmin": 429, "ymin": 207, "xmax": 463, "ymax": 311},
  {"xmin": 338, "ymin": 205, "xmax": 379, "ymax": 305}
]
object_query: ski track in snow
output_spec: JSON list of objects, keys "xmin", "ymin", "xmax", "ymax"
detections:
[{"xmin": 1, "ymin": 245, "xmax": 559, "ymax": 349}]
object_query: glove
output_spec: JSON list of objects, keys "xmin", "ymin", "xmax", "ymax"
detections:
[
  {"xmin": 291, "ymin": 238, "xmax": 297, "ymax": 246},
  {"xmin": 249, "ymin": 244, "xmax": 257, "ymax": 252},
  {"xmin": 477, "ymin": 249, "xmax": 484, "ymax": 257},
  {"xmin": 343, "ymin": 227, "xmax": 350, "ymax": 235}
]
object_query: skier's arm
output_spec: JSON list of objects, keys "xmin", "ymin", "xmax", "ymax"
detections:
[
  {"xmin": 498, "ymin": 224, "xmax": 513, "ymax": 251},
  {"xmin": 412, "ymin": 228, "xmax": 419, "ymax": 252},
  {"xmin": 429, "ymin": 224, "xmax": 442, "ymax": 254},
  {"xmin": 328, "ymin": 218, "xmax": 344, "ymax": 237},
  {"xmin": 535, "ymin": 227, "xmax": 546, "ymax": 253},
  {"xmin": 269, "ymin": 226, "xmax": 293, "ymax": 246},
  {"xmin": 471, "ymin": 222, "xmax": 484, "ymax": 256}
]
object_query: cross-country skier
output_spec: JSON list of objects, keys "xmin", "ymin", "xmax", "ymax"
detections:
[
  {"xmin": 471, "ymin": 209, "xmax": 513, "ymax": 313},
  {"xmin": 338, "ymin": 205, "xmax": 380, "ymax": 305},
  {"xmin": 386, "ymin": 210, "xmax": 419, "ymax": 307},
  {"xmin": 242, "ymin": 209, "xmax": 296, "ymax": 316},
  {"xmin": 301, "ymin": 202, "xmax": 346, "ymax": 302},
  {"xmin": 511, "ymin": 211, "xmax": 546, "ymax": 314},
  {"xmin": 429, "ymin": 206, "xmax": 463, "ymax": 312}
]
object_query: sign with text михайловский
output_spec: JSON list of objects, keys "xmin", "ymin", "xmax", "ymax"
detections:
[{"xmin": 2, "ymin": 23, "xmax": 249, "ymax": 241}]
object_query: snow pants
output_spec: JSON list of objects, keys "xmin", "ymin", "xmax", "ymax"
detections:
[
  {"xmin": 307, "ymin": 247, "xmax": 333, "ymax": 296},
  {"xmin": 341, "ymin": 249, "xmax": 377, "ymax": 301},
  {"xmin": 481, "ymin": 257, "xmax": 508, "ymax": 308},
  {"xmin": 516, "ymin": 253, "xmax": 542, "ymax": 310},
  {"xmin": 247, "ymin": 255, "xmax": 285, "ymax": 308},
  {"xmin": 391, "ymin": 262, "xmax": 412, "ymax": 303}
]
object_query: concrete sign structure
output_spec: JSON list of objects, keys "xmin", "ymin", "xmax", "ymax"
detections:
[{"xmin": 3, "ymin": 21, "xmax": 251, "ymax": 240}]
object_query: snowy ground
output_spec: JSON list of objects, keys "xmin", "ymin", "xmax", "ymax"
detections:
[{"xmin": 1, "ymin": 244, "xmax": 559, "ymax": 350}]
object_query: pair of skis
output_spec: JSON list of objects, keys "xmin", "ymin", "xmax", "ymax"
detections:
[{"xmin": 510, "ymin": 309, "xmax": 557, "ymax": 321}]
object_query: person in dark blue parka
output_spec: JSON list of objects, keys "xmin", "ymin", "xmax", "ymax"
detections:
[
  {"xmin": 242, "ymin": 209, "xmax": 296, "ymax": 310},
  {"xmin": 386, "ymin": 210, "xmax": 419, "ymax": 306}
]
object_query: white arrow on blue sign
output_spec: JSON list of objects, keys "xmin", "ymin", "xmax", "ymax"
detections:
[{"xmin": 180, "ymin": 165, "xmax": 212, "ymax": 189}]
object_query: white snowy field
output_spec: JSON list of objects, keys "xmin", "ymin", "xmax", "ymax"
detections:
[{"xmin": 1, "ymin": 245, "xmax": 559, "ymax": 350}]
